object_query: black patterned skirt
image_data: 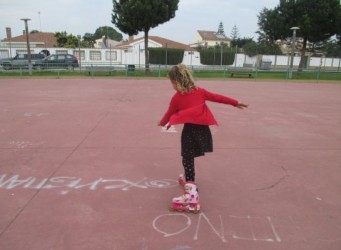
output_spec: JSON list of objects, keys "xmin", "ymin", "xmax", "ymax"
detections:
[{"xmin": 181, "ymin": 123, "xmax": 213, "ymax": 158}]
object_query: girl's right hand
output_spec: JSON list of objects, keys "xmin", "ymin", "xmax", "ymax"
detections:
[{"xmin": 237, "ymin": 102, "xmax": 249, "ymax": 109}]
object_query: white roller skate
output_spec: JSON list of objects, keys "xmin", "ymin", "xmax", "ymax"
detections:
[{"xmin": 169, "ymin": 182, "xmax": 201, "ymax": 213}]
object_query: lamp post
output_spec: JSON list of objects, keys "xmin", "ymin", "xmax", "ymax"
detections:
[
  {"xmin": 21, "ymin": 18, "xmax": 32, "ymax": 75},
  {"xmin": 289, "ymin": 26, "xmax": 299, "ymax": 79},
  {"xmin": 77, "ymin": 35, "xmax": 81, "ymax": 72},
  {"xmin": 38, "ymin": 11, "xmax": 42, "ymax": 32}
]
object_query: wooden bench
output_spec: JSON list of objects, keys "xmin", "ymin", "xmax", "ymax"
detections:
[
  {"xmin": 229, "ymin": 68, "xmax": 254, "ymax": 78},
  {"xmin": 85, "ymin": 66, "xmax": 115, "ymax": 76}
]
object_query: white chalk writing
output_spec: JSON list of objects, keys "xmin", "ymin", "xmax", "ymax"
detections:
[
  {"xmin": 153, "ymin": 212, "xmax": 281, "ymax": 243},
  {"xmin": 161, "ymin": 125, "xmax": 177, "ymax": 133},
  {"xmin": 229, "ymin": 215, "xmax": 281, "ymax": 242},
  {"xmin": 153, "ymin": 214, "xmax": 191, "ymax": 238},
  {"xmin": 0, "ymin": 174, "xmax": 178, "ymax": 194}
]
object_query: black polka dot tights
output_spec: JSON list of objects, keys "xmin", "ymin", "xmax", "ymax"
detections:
[{"xmin": 182, "ymin": 157, "xmax": 195, "ymax": 182}]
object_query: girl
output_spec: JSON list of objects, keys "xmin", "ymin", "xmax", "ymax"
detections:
[{"xmin": 158, "ymin": 64, "xmax": 248, "ymax": 212}]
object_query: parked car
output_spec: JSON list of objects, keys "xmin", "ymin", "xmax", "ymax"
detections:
[
  {"xmin": 33, "ymin": 54, "xmax": 79, "ymax": 70},
  {"xmin": 0, "ymin": 53, "xmax": 46, "ymax": 70}
]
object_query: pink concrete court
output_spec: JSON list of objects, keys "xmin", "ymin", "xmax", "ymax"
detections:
[{"xmin": 0, "ymin": 78, "xmax": 340, "ymax": 250}]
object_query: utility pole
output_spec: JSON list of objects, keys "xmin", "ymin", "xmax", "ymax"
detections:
[
  {"xmin": 21, "ymin": 18, "xmax": 32, "ymax": 75},
  {"xmin": 289, "ymin": 27, "xmax": 299, "ymax": 79}
]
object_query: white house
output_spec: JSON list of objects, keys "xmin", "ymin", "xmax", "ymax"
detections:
[
  {"xmin": 0, "ymin": 34, "xmax": 201, "ymax": 66},
  {"xmin": 94, "ymin": 36, "xmax": 120, "ymax": 49},
  {"xmin": 113, "ymin": 36, "xmax": 200, "ymax": 65},
  {"xmin": 191, "ymin": 30, "xmax": 232, "ymax": 48}
]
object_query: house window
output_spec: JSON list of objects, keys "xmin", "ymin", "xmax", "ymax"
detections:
[
  {"xmin": 56, "ymin": 50, "xmax": 68, "ymax": 55},
  {"xmin": 0, "ymin": 50, "xmax": 9, "ymax": 59},
  {"xmin": 15, "ymin": 50, "xmax": 28, "ymax": 55},
  {"xmin": 90, "ymin": 51, "xmax": 101, "ymax": 61},
  {"xmin": 105, "ymin": 51, "xmax": 117, "ymax": 61},
  {"xmin": 73, "ymin": 50, "xmax": 85, "ymax": 60}
]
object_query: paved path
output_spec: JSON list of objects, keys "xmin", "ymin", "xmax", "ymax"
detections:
[{"xmin": 0, "ymin": 78, "xmax": 340, "ymax": 250}]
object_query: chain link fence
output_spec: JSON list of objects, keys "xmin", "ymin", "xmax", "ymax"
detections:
[{"xmin": 0, "ymin": 44, "xmax": 340, "ymax": 82}]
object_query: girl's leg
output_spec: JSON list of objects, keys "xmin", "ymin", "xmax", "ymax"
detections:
[
  {"xmin": 182, "ymin": 156, "xmax": 195, "ymax": 182},
  {"xmin": 171, "ymin": 156, "xmax": 200, "ymax": 213}
]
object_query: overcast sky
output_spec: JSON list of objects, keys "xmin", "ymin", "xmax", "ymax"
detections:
[{"xmin": 0, "ymin": 0, "xmax": 279, "ymax": 44}]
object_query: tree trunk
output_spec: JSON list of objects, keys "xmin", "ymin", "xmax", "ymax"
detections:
[
  {"xmin": 298, "ymin": 37, "xmax": 307, "ymax": 72},
  {"xmin": 144, "ymin": 30, "xmax": 150, "ymax": 73}
]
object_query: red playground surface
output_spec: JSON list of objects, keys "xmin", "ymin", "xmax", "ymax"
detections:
[{"xmin": 0, "ymin": 78, "xmax": 340, "ymax": 250}]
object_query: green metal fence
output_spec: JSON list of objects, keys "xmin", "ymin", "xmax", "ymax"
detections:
[{"xmin": 1, "ymin": 64, "xmax": 341, "ymax": 83}]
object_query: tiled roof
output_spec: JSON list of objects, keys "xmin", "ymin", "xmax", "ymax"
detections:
[
  {"xmin": 114, "ymin": 36, "xmax": 195, "ymax": 51},
  {"xmin": 2, "ymin": 32, "xmax": 57, "ymax": 47},
  {"xmin": 197, "ymin": 30, "xmax": 231, "ymax": 41}
]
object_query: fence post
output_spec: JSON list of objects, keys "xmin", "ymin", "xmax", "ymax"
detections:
[{"xmin": 286, "ymin": 68, "xmax": 290, "ymax": 81}]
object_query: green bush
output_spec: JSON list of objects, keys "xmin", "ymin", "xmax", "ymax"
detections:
[
  {"xmin": 149, "ymin": 48, "xmax": 184, "ymax": 65},
  {"xmin": 196, "ymin": 47, "xmax": 235, "ymax": 65},
  {"xmin": 243, "ymin": 42, "xmax": 282, "ymax": 57}
]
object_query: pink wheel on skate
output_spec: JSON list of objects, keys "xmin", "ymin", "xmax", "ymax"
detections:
[{"xmin": 169, "ymin": 202, "xmax": 201, "ymax": 213}]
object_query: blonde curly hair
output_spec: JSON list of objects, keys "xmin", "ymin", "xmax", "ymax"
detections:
[{"xmin": 168, "ymin": 64, "xmax": 195, "ymax": 93}]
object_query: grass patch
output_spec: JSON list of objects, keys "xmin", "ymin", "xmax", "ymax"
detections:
[{"xmin": 0, "ymin": 68, "xmax": 340, "ymax": 82}]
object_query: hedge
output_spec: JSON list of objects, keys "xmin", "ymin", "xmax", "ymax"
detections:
[{"xmin": 149, "ymin": 48, "xmax": 184, "ymax": 65}]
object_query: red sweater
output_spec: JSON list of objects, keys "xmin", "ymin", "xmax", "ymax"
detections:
[{"xmin": 160, "ymin": 87, "xmax": 238, "ymax": 127}]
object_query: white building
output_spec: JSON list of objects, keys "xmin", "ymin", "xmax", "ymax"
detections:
[
  {"xmin": 1, "ymin": 29, "xmax": 339, "ymax": 69},
  {"xmin": 113, "ymin": 35, "xmax": 200, "ymax": 66},
  {"xmin": 0, "ymin": 34, "xmax": 201, "ymax": 66},
  {"xmin": 191, "ymin": 30, "xmax": 232, "ymax": 48},
  {"xmin": 94, "ymin": 36, "xmax": 120, "ymax": 49}
]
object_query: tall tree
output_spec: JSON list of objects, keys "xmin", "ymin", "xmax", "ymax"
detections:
[
  {"xmin": 230, "ymin": 25, "xmax": 239, "ymax": 41},
  {"xmin": 256, "ymin": 7, "xmax": 285, "ymax": 44},
  {"xmin": 336, "ymin": 4, "xmax": 341, "ymax": 45},
  {"xmin": 232, "ymin": 37, "xmax": 254, "ymax": 48},
  {"xmin": 83, "ymin": 33, "xmax": 96, "ymax": 48},
  {"xmin": 243, "ymin": 41, "xmax": 282, "ymax": 57},
  {"xmin": 257, "ymin": 0, "xmax": 341, "ymax": 69},
  {"xmin": 217, "ymin": 22, "xmax": 226, "ymax": 36},
  {"xmin": 93, "ymin": 26, "xmax": 123, "ymax": 41},
  {"xmin": 112, "ymin": 0, "xmax": 179, "ymax": 71},
  {"xmin": 54, "ymin": 32, "xmax": 78, "ymax": 48}
]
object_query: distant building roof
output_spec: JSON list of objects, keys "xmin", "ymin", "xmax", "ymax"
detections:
[
  {"xmin": 94, "ymin": 37, "xmax": 120, "ymax": 49},
  {"xmin": 197, "ymin": 30, "xmax": 231, "ymax": 41},
  {"xmin": 2, "ymin": 32, "xmax": 57, "ymax": 48},
  {"xmin": 114, "ymin": 36, "xmax": 195, "ymax": 51}
]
